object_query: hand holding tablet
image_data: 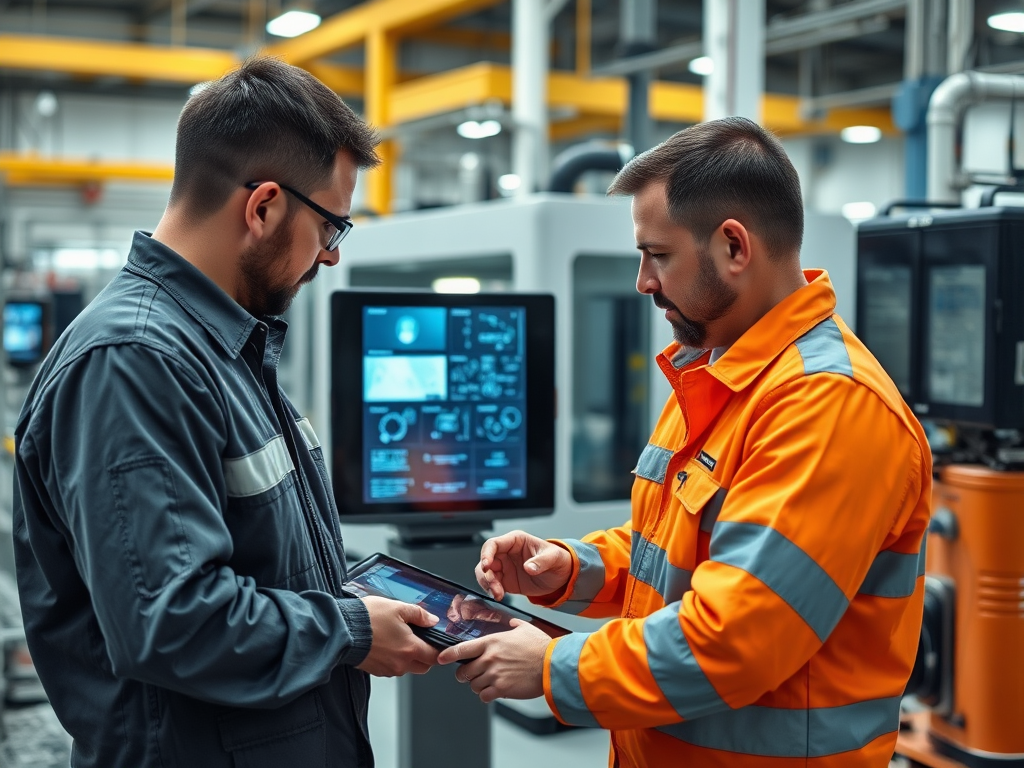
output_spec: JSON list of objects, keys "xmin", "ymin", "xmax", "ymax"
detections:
[{"xmin": 343, "ymin": 553, "xmax": 569, "ymax": 652}]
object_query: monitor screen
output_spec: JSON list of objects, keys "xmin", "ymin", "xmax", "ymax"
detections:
[
  {"xmin": 859, "ymin": 264, "xmax": 913, "ymax": 397},
  {"xmin": 4, "ymin": 301, "xmax": 46, "ymax": 366},
  {"xmin": 925, "ymin": 265, "xmax": 986, "ymax": 407},
  {"xmin": 331, "ymin": 292, "xmax": 555, "ymax": 525}
]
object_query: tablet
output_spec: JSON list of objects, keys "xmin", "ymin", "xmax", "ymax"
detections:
[{"xmin": 343, "ymin": 553, "xmax": 570, "ymax": 649}]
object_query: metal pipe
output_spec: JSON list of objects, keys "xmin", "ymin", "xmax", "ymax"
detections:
[
  {"xmin": 927, "ymin": 72, "xmax": 1024, "ymax": 203},
  {"xmin": 512, "ymin": 0, "xmax": 548, "ymax": 196},
  {"xmin": 547, "ymin": 143, "xmax": 632, "ymax": 192}
]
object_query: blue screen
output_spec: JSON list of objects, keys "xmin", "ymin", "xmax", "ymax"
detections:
[
  {"xmin": 362, "ymin": 305, "xmax": 527, "ymax": 504},
  {"xmin": 4, "ymin": 302, "xmax": 44, "ymax": 365}
]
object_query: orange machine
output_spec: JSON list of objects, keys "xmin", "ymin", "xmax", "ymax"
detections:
[{"xmin": 905, "ymin": 465, "xmax": 1024, "ymax": 767}]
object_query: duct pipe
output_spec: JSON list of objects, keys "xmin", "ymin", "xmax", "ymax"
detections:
[
  {"xmin": 512, "ymin": 0, "xmax": 548, "ymax": 196},
  {"xmin": 703, "ymin": 0, "xmax": 764, "ymax": 122},
  {"xmin": 548, "ymin": 142, "xmax": 633, "ymax": 192},
  {"xmin": 927, "ymin": 71, "xmax": 1024, "ymax": 203}
]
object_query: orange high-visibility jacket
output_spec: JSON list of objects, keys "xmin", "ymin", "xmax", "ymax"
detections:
[{"xmin": 535, "ymin": 270, "xmax": 932, "ymax": 767}]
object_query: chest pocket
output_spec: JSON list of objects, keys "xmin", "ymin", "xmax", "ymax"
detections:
[{"xmin": 675, "ymin": 460, "xmax": 728, "ymax": 534}]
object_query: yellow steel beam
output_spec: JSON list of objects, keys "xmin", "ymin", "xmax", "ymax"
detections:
[
  {"xmin": 0, "ymin": 153, "xmax": 175, "ymax": 186},
  {"xmin": 392, "ymin": 64, "xmax": 894, "ymax": 138},
  {"xmin": 365, "ymin": 29, "xmax": 398, "ymax": 215},
  {"xmin": 0, "ymin": 34, "xmax": 236, "ymax": 85},
  {"xmin": 303, "ymin": 63, "xmax": 367, "ymax": 98},
  {"xmin": 409, "ymin": 26, "xmax": 512, "ymax": 51},
  {"xmin": 266, "ymin": 0, "xmax": 505, "ymax": 66}
]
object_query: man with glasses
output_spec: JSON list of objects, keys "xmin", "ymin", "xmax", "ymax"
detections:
[{"xmin": 13, "ymin": 57, "xmax": 439, "ymax": 768}]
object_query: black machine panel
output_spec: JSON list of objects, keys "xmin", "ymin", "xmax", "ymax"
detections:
[
  {"xmin": 856, "ymin": 207, "xmax": 1024, "ymax": 430},
  {"xmin": 331, "ymin": 291, "xmax": 555, "ymax": 526}
]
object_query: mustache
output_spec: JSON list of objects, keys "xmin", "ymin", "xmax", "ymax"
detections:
[{"xmin": 652, "ymin": 293, "xmax": 678, "ymax": 312}]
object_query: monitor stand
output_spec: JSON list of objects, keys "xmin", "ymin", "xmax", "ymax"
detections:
[{"xmin": 388, "ymin": 522, "xmax": 493, "ymax": 768}]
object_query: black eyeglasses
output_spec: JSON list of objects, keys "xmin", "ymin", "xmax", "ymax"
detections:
[{"xmin": 244, "ymin": 181, "xmax": 353, "ymax": 251}]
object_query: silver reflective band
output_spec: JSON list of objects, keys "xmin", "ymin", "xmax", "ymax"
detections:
[
  {"xmin": 635, "ymin": 443, "xmax": 674, "ymax": 484},
  {"xmin": 710, "ymin": 521, "xmax": 849, "ymax": 643},
  {"xmin": 794, "ymin": 317, "xmax": 854, "ymax": 378},
  {"xmin": 224, "ymin": 435, "xmax": 294, "ymax": 498},
  {"xmin": 643, "ymin": 602, "xmax": 728, "ymax": 720},
  {"xmin": 656, "ymin": 695, "xmax": 902, "ymax": 757},
  {"xmin": 554, "ymin": 539, "xmax": 605, "ymax": 615},
  {"xmin": 631, "ymin": 530, "xmax": 693, "ymax": 604},
  {"xmin": 858, "ymin": 548, "xmax": 924, "ymax": 598},
  {"xmin": 549, "ymin": 633, "xmax": 600, "ymax": 728},
  {"xmin": 296, "ymin": 418, "xmax": 321, "ymax": 450}
]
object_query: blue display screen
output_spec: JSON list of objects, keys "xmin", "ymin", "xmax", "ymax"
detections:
[
  {"xmin": 362, "ymin": 305, "xmax": 527, "ymax": 504},
  {"xmin": 4, "ymin": 302, "xmax": 44, "ymax": 365}
]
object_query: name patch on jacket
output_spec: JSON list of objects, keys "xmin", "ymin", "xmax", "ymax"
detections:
[{"xmin": 697, "ymin": 450, "xmax": 718, "ymax": 472}]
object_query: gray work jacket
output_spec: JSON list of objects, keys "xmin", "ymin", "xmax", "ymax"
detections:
[{"xmin": 13, "ymin": 232, "xmax": 374, "ymax": 768}]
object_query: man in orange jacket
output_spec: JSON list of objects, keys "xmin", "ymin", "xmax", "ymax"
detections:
[{"xmin": 437, "ymin": 116, "xmax": 932, "ymax": 767}]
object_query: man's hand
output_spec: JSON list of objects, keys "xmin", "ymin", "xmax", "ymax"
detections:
[
  {"xmin": 356, "ymin": 596, "xmax": 440, "ymax": 677},
  {"xmin": 475, "ymin": 530, "xmax": 573, "ymax": 601},
  {"xmin": 436, "ymin": 620, "xmax": 551, "ymax": 702}
]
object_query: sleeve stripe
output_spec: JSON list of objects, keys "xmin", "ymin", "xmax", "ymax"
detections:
[
  {"xmin": 295, "ymin": 418, "xmax": 321, "ymax": 450},
  {"xmin": 548, "ymin": 633, "xmax": 601, "ymax": 728},
  {"xmin": 643, "ymin": 601, "xmax": 729, "ymax": 720},
  {"xmin": 562, "ymin": 539, "xmax": 605, "ymax": 605},
  {"xmin": 656, "ymin": 695, "xmax": 902, "ymax": 757},
  {"xmin": 635, "ymin": 443, "xmax": 673, "ymax": 484},
  {"xmin": 794, "ymin": 317, "xmax": 854, "ymax": 378},
  {"xmin": 858, "ymin": 548, "xmax": 924, "ymax": 598},
  {"xmin": 699, "ymin": 488, "xmax": 728, "ymax": 533},
  {"xmin": 631, "ymin": 530, "xmax": 693, "ymax": 604},
  {"xmin": 223, "ymin": 435, "xmax": 294, "ymax": 498},
  {"xmin": 709, "ymin": 521, "xmax": 849, "ymax": 642}
]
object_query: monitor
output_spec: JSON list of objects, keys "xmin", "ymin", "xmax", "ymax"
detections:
[
  {"xmin": 4, "ymin": 300, "xmax": 48, "ymax": 367},
  {"xmin": 857, "ymin": 207, "xmax": 1024, "ymax": 430},
  {"xmin": 331, "ymin": 291, "xmax": 556, "ymax": 526}
]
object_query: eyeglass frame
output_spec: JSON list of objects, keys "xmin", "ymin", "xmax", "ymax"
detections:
[{"xmin": 244, "ymin": 181, "xmax": 353, "ymax": 251}]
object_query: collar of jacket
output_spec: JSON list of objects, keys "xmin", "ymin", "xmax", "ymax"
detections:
[
  {"xmin": 656, "ymin": 269, "xmax": 838, "ymax": 395},
  {"xmin": 125, "ymin": 230, "xmax": 274, "ymax": 360}
]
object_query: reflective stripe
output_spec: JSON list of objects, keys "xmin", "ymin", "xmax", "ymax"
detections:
[
  {"xmin": 710, "ymin": 521, "xmax": 848, "ymax": 642},
  {"xmin": 656, "ymin": 695, "xmax": 902, "ymax": 757},
  {"xmin": 224, "ymin": 435, "xmax": 294, "ymax": 498},
  {"xmin": 631, "ymin": 530, "xmax": 693, "ymax": 604},
  {"xmin": 794, "ymin": 317, "xmax": 854, "ymax": 378},
  {"xmin": 296, "ymin": 418, "xmax": 321, "ymax": 450},
  {"xmin": 555, "ymin": 539, "xmax": 605, "ymax": 615},
  {"xmin": 859, "ymin": 549, "xmax": 923, "ymax": 598},
  {"xmin": 644, "ymin": 602, "xmax": 728, "ymax": 720},
  {"xmin": 918, "ymin": 535, "xmax": 928, "ymax": 577},
  {"xmin": 549, "ymin": 632, "xmax": 600, "ymax": 728},
  {"xmin": 699, "ymin": 488, "xmax": 728, "ymax": 533},
  {"xmin": 635, "ymin": 443, "xmax": 673, "ymax": 484}
]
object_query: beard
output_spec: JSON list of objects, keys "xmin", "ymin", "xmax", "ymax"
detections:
[
  {"xmin": 654, "ymin": 243, "xmax": 737, "ymax": 348},
  {"xmin": 239, "ymin": 223, "xmax": 320, "ymax": 318}
]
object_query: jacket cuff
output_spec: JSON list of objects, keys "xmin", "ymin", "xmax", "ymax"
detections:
[
  {"xmin": 337, "ymin": 598, "xmax": 373, "ymax": 667},
  {"xmin": 529, "ymin": 541, "xmax": 580, "ymax": 608}
]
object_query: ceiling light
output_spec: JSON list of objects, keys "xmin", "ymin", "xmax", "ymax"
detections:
[
  {"xmin": 457, "ymin": 119, "xmax": 502, "ymax": 139},
  {"xmin": 266, "ymin": 10, "xmax": 321, "ymax": 38},
  {"xmin": 460, "ymin": 152, "xmax": 481, "ymax": 170},
  {"xmin": 497, "ymin": 174, "xmax": 521, "ymax": 191},
  {"xmin": 840, "ymin": 125, "xmax": 882, "ymax": 144},
  {"xmin": 35, "ymin": 91, "xmax": 58, "ymax": 117},
  {"xmin": 432, "ymin": 277, "xmax": 481, "ymax": 294},
  {"xmin": 988, "ymin": 11, "xmax": 1024, "ymax": 33},
  {"xmin": 688, "ymin": 56, "xmax": 714, "ymax": 76},
  {"xmin": 841, "ymin": 201, "xmax": 877, "ymax": 221}
]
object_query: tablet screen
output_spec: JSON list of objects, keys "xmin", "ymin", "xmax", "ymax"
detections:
[{"xmin": 344, "ymin": 554, "xmax": 569, "ymax": 643}]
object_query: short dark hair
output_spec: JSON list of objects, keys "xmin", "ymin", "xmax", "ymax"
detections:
[
  {"xmin": 608, "ymin": 117, "xmax": 803, "ymax": 259},
  {"xmin": 170, "ymin": 56, "xmax": 380, "ymax": 218}
]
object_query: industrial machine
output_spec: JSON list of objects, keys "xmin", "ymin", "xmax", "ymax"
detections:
[{"xmin": 858, "ymin": 204, "xmax": 1024, "ymax": 767}]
